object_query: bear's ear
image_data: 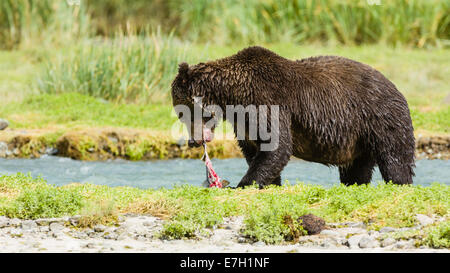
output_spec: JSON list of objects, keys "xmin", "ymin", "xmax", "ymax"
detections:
[{"xmin": 178, "ymin": 62, "xmax": 190, "ymax": 79}]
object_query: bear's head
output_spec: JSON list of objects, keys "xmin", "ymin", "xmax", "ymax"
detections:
[{"xmin": 171, "ymin": 62, "xmax": 216, "ymax": 148}]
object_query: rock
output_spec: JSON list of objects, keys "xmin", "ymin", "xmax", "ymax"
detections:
[
  {"xmin": 252, "ymin": 241, "xmax": 266, "ymax": 247},
  {"xmin": 103, "ymin": 232, "xmax": 119, "ymax": 240},
  {"xmin": 320, "ymin": 237, "xmax": 341, "ymax": 248},
  {"xmin": 379, "ymin": 227, "xmax": 397, "ymax": 233},
  {"xmin": 358, "ymin": 235, "xmax": 380, "ymax": 248},
  {"xmin": 394, "ymin": 239, "xmax": 415, "ymax": 249},
  {"xmin": 45, "ymin": 147, "xmax": 58, "ymax": 155},
  {"xmin": 0, "ymin": 216, "xmax": 10, "ymax": 228},
  {"xmin": 320, "ymin": 229, "xmax": 340, "ymax": 237},
  {"xmin": 36, "ymin": 217, "xmax": 66, "ymax": 226},
  {"xmin": 49, "ymin": 222, "xmax": 64, "ymax": 232},
  {"xmin": 69, "ymin": 216, "xmax": 80, "ymax": 227},
  {"xmin": 0, "ymin": 119, "xmax": 9, "ymax": 130},
  {"xmin": 0, "ymin": 142, "xmax": 8, "ymax": 157},
  {"xmin": 335, "ymin": 227, "xmax": 367, "ymax": 236},
  {"xmin": 347, "ymin": 234, "xmax": 365, "ymax": 249},
  {"xmin": 237, "ymin": 237, "xmax": 247, "ymax": 244},
  {"xmin": 72, "ymin": 231, "xmax": 88, "ymax": 240},
  {"xmin": 381, "ymin": 237, "xmax": 396, "ymax": 247},
  {"xmin": 49, "ymin": 231, "xmax": 64, "ymax": 238},
  {"xmin": 84, "ymin": 243, "xmax": 96, "ymax": 249},
  {"xmin": 87, "ymin": 229, "xmax": 99, "ymax": 238},
  {"xmin": 415, "ymin": 214, "xmax": 434, "ymax": 226},
  {"xmin": 94, "ymin": 224, "xmax": 107, "ymax": 232},
  {"xmin": 8, "ymin": 218, "xmax": 21, "ymax": 227},
  {"xmin": 9, "ymin": 228, "xmax": 23, "ymax": 238},
  {"xmin": 12, "ymin": 148, "xmax": 20, "ymax": 156},
  {"xmin": 344, "ymin": 222, "xmax": 366, "ymax": 229},
  {"xmin": 39, "ymin": 226, "xmax": 50, "ymax": 233},
  {"xmin": 297, "ymin": 214, "xmax": 326, "ymax": 235},
  {"xmin": 21, "ymin": 220, "xmax": 38, "ymax": 231},
  {"xmin": 177, "ymin": 136, "xmax": 187, "ymax": 147},
  {"xmin": 116, "ymin": 231, "xmax": 130, "ymax": 241}
]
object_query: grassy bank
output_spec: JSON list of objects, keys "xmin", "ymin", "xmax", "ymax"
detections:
[{"xmin": 0, "ymin": 173, "xmax": 448, "ymax": 247}]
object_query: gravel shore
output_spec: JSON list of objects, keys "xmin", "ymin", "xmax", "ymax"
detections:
[{"xmin": 0, "ymin": 214, "xmax": 448, "ymax": 253}]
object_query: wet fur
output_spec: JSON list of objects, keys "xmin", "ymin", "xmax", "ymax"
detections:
[{"xmin": 172, "ymin": 46, "xmax": 415, "ymax": 187}]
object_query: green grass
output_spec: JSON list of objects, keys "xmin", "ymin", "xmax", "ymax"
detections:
[
  {"xmin": 0, "ymin": 92, "xmax": 177, "ymax": 131},
  {"xmin": 0, "ymin": 173, "xmax": 448, "ymax": 247}
]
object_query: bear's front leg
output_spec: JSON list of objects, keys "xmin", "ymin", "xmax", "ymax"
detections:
[{"xmin": 237, "ymin": 116, "xmax": 292, "ymax": 188}]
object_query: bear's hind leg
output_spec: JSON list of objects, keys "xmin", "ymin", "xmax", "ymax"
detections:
[
  {"xmin": 339, "ymin": 156, "xmax": 375, "ymax": 186},
  {"xmin": 377, "ymin": 158, "xmax": 414, "ymax": 185}
]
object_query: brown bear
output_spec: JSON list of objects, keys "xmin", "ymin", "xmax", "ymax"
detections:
[{"xmin": 171, "ymin": 46, "xmax": 415, "ymax": 187}]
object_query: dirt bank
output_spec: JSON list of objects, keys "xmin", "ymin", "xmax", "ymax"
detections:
[{"xmin": 0, "ymin": 128, "xmax": 448, "ymax": 160}]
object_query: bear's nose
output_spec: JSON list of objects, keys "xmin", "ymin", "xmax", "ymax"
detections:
[{"xmin": 188, "ymin": 139, "xmax": 202, "ymax": 148}]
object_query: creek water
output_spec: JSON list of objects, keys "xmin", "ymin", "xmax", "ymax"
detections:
[{"xmin": 0, "ymin": 156, "xmax": 448, "ymax": 189}]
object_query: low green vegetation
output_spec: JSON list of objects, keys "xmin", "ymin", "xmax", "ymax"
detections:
[
  {"xmin": 0, "ymin": 174, "xmax": 448, "ymax": 247},
  {"xmin": 0, "ymin": 92, "xmax": 176, "ymax": 130},
  {"xmin": 0, "ymin": 174, "xmax": 83, "ymax": 219}
]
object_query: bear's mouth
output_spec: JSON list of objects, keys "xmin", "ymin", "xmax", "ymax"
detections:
[{"xmin": 188, "ymin": 127, "xmax": 213, "ymax": 147}]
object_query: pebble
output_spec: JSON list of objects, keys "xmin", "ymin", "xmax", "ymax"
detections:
[
  {"xmin": 320, "ymin": 230, "xmax": 341, "ymax": 237},
  {"xmin": 49, "ymin": 222, "xmax": 65, "ymax": 232},
  {"xmin": 394, "ymin": 239, "xmax": 415, "ymax": 249},
  {"xmin": 39, "ymin": 226, "xmax": 50, "ymax": 233},
  {"xmin": 8, "ymin": 218, "xmax": 21, "ymax": 227},
  {"xmin": 94, "ymin": 225, "xmax": 107, "ymax": 232},
  {"xmin": 0, "ymin": 216, "xmax": 9, "ymax": 228},
  {"xmin": 45, "ymin": 147, "xmax": 58, "ymax": 155},
  {"xmin": 252, "ymin": 241, "xmax": 266, "ymax": 247},
  {"xmin": 69, "ymin": 216, "xmax": 80, "ymax": 227},
  {"xmin": 84, "ymin": 243, "xmax": 96, "ymax": 249},
  {"xmin": 320, "ymin": 237, "xmax": 341, "ymax": 248},
  {"xmin": 379, "ymin": 227, "xmax": 397, "ymax": 233},
  {"xmin": 344, "ymin": 222, "xmax": 366, "ymax": 229},
  {"xmin": 0, "ymin": 119, "xmax": 9, "ymax": 130},
  {"xmin": 9, "ymin": 228, "xmax": 23, "ymax": 238},
  {"xmin": 36, "ymin": 218, "xmax": 60, "ymax": 226},
  {"xmin": 0, "ymin": 142, "xmax": 8, "ymax": 157},
  {"xmin": 381, "ymin": 237, "xmax": 396, "ymax": 247},
  {"xmin": 415, "ymin": 214, "xmax": 434, "ymax": 226},
  {"xmin": 358, "ymin": 236, "xmax": 380, "ymax": 248},
  {"xmin": 21, "ymin": 220, "xmax": 38, "ymax": 231},
  {"xmin": 237, "ymin": 237, "xmax": 247, "ymax": 244},
  {"xmin": 347, "ymin": 234, "xmax": 365, "ymax": 249}
]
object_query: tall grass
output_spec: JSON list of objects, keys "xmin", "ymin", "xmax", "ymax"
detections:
[
  {"xmin": 1, "ymin": 0, "xmax": 449, "ymax": 49},
  {"xmin": 0, "ymin": 0, "xmax": 89, "ymax": 50},
  {"xmin": 37, "ymin": 29, "xmax": 190, "ymax": 103},
  {"xmin": 174, "ymin": 0, "xmax": 450, "ymax": 47}
]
